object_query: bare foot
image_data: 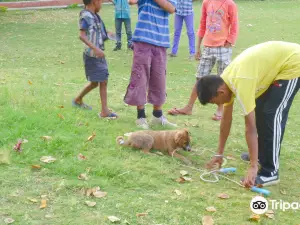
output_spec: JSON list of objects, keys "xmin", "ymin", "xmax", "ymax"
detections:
[
  {"xmin": 168, "ymin": 105, "xmax": 193, "ymax": 116},
  {"xmin": 74, "ymin": 98, "xmax": 82, "ymax": 105},
  {"xmin": 99, "ymin": 110, "xmax": 118, "ymax": 119}
]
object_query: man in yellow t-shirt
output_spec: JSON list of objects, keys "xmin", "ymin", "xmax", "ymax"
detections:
[{"xmin": 197, "ymin": 41, "xmax": 300, "ymax": 187}]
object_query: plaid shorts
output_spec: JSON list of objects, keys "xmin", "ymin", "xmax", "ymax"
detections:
[{"xmin": 196, "ymin": 46, "xmax": 232, "ymax": 78}]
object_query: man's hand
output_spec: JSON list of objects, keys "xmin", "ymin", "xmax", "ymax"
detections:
[
  {"xmin": 94, "ymin": 48, "xmax": 105, "ymax": 58},
  {"xmin": 195, "ymin": 50, "xmax": 201, "ymax": 60},
  {"xmin": 243, "ymin": 165, "xmax": 258, "ymax": 188},
  {"xmin": 224, "ymin": 41, "xmax": 232, "ymax": 48},
  {"xmin": 206, "ymin": 156, "xmax": 223, "ymax": 170}
]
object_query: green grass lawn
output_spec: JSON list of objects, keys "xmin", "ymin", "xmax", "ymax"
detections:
[{"xmin": 1, "ymin": 1, "xmax": 300, "ymax": 224}]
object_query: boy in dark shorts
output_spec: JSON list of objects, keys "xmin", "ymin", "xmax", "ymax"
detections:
[{"xmin": 73, "ymin": 0, "xmax": 118, "ymax": 119}]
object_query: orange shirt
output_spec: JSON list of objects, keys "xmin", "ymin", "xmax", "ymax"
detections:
[{"xmin": 197, "ymin": 0, "xmax": 239, "ymax": 47}]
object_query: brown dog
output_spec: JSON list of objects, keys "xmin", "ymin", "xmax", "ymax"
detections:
[{"xmin": 116, "ymin": 129, "xmax": 192, "ymax": 164}]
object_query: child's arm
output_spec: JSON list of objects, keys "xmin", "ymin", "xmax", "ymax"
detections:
[
  {"xmin": 128, "ymin": 0, "xmax": 138, "ymax": 5},
  {"xmin": 79, "ymin": 30, "xmax": 105, "ymax": 58},
  {"xmin": 195, "ymin": 1, "xmax": 207, "ymax": 59},
  {"xmin": 197, "ymin": 0, "xmax": 207, "ymax": 40},
  {"xmin": 154, "ymin": 0, "xmax": 176, "ymax": 14},
  {"xmin": 227, "ymin": 2, "xmax": 239, "ymax": 45}
]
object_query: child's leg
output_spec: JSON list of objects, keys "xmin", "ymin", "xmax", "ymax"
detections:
[
  {"xmin": 171, "ymin": 14, "xmax": 184, "ymax": 55},
  {"xmin": 99, "ymin": 80, "xmax": 111, "ymax": 117},
  {"xmin": 124, "ymin": 18, "xmax": 133, "ymax": 47},
  {"xmin": 74, "ymin": 82, "xmax": 98, "ymax": 104},
  {"xmin": 115, "ymin": 18, "xmax": 122, "ymax": 48},
  {"xmin": 183, "ymin": 13, "xmax": 195, "ymax": 55},
  {"xmin": 124, "ymin": 42, "xmax": 151, "ymax": 123},
  {"xmin": 148, "ymin": 45, "xmax": 167, "ymax": 109}
]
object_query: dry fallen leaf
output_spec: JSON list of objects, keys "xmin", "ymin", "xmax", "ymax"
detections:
[
  {"xmin": 108, "ymin": 216, "xmax": 120, "ymax": 223},
  {"xmin": 249, "ymin": 214, "xmax": 260, "ymax": 222},
  {"xmin": 206, "ymin": 206, "xmax": 217, "ymax": 212},
  {"xmin": 54, "ymin": 83, "xmax": 61, "ymax": 86},
  {"xmin": 265, "ymin": 213, "xmax": 274, "ymax": 219},
  {"xmin": 217, "ymin": 193, "xmax": 230, "ymax": 199},
  {"xmin": 86, "ymin": 188, "xmax": 93, "ymax": 197},
  {"xmin": 78, "ymin": 153, "xmax": 87, "ymax": 161},
  {"xmin": 202, "ymin": 215, "xmax": 214, "ymax": 225},
  {"xmin": 58, "ymin": 114, "xmax": 65, "ymax": 120},
  {"xmin": 13, "ymin": 139, "xmax": 23, "ymax": 152},
  {"xmin": 41, "ymin": 136, "xmax": 52, "ymax": 141},
  {"xmin": 85, "ymin": 201, "xmax": 96, "ymax": 207},
  {"xmin": 136, "ymin": 213, "xmax": 148, "ymax": 217},
  {"xmin": 93, "ymin": 190, "xmax": 107, "ymax": 198},
  {"xmin": 182, "ymin": 176, "xmax": 193, "ymax": 182},
  {"xmin": 41, "ymin": 195, "xmax": 47, "ymax": 199},
  {"xmin": 176, "ymin": 177, "xmax": 185, "ymax": 183},
  {"xmin": 87, "ymin": 132, "xmax": 96, "ymax": 142},
  {"xmin": 23, "ymin": 139, "xmax": 29, "ymax": 143},
  {"xmin": 280, "ymin": 189, "xmax": 287, "ymax": 195},
  {"xmin": 78, "ymin": 173, "xmax": 88, "ymax": 181},
  {"xmin": 60, "ymin": 61, "xmax": 65, "ymax": 64},
  {"xmin": 28, "ymin": 80, "xmax": 33, "ymax": 85},
  {"xmin": 92, "ymin": 186, "xmax": 100, "ymax": 193},
  {"xmin": 27, "ymin": 197, "xmax": 38, "ymax": 203},
  {"xmin": 40, "ymin": 199, "xmax": 47, "ymax": 209},
  {"xmin": 265, "ymin": 210, "xmax": 275, "ymax": 219},
  {"xmin": 4, "ymin": 218, "xmax": 15, "ymax": 224},
  {"xmin": 40, "ymin": 156, "xmax": 56, "ymax": 163},
  {"xmin": 226, "ymin": 155, "xmax": 236, "ymax": 160},
  {"xmin": 57, "ymin": 105, "xmax": 64, "ymax": 108},
  {"xmin": 180, "ymin": 170, "xmax": 189, "ymax": 176},
  {"xmin": 174, "ymin": 189, "xmax": 182, "ymax": 196},
  {"xmin": 31, "ymin": 165, "xmax": 41, "ymax": 169}
]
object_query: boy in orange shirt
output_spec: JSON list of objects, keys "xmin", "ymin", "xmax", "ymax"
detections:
[{"xmin": 168, "ymin": 0, "xmax": 238, "ymax": 121}]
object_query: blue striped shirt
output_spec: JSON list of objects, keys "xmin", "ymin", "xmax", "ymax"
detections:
[
  {"xmin": 176, "ymin": 0, "xmax": 193, "ymax": 16},
  {"xmin": 132, "ymin": 0, "xmax": 177, "ymax": 48}
]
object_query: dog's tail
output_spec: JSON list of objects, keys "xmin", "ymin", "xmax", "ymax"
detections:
[{"xmin": 116, "ymin": 136, "xmax": 126, "ymax": 145}]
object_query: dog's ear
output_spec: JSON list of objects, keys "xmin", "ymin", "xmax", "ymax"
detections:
[
  {"xmin": 175, "ymin": 130, "xmax": 185, "ymax": 145},
  {"xmin": 183, "ymin": 128, "xmax": 190, "ymax": 136}
]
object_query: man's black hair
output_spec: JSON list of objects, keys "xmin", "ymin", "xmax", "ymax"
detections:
[
  {"xmin": 196, "ymin": 75, "xmax": 224, "ymax": 105},
  {"xmin": 83, "ymin": 0, "xmax": 92, "ymax": 6}
]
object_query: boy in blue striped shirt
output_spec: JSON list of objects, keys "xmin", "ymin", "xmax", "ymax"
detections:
[{"xmin": 124, "ymin": 0, "xmax": 177, "ymax": 129}]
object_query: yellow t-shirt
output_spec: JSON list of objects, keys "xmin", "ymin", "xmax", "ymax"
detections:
[{"xmin": 221, "ymin": 41, "xmax": 300, "ymax": 115}]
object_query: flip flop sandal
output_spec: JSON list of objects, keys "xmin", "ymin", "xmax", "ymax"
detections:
[
  {"xmin": 72, "ymin": 99, "xmax": 92, "ymax": 110},
  {"xmin": 212, "ymin": 113, "xmax": 222, "ymax": 121},
  {"xmin": 98, "ymin": 112, "xmax": 118, "ymax": 120}
]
